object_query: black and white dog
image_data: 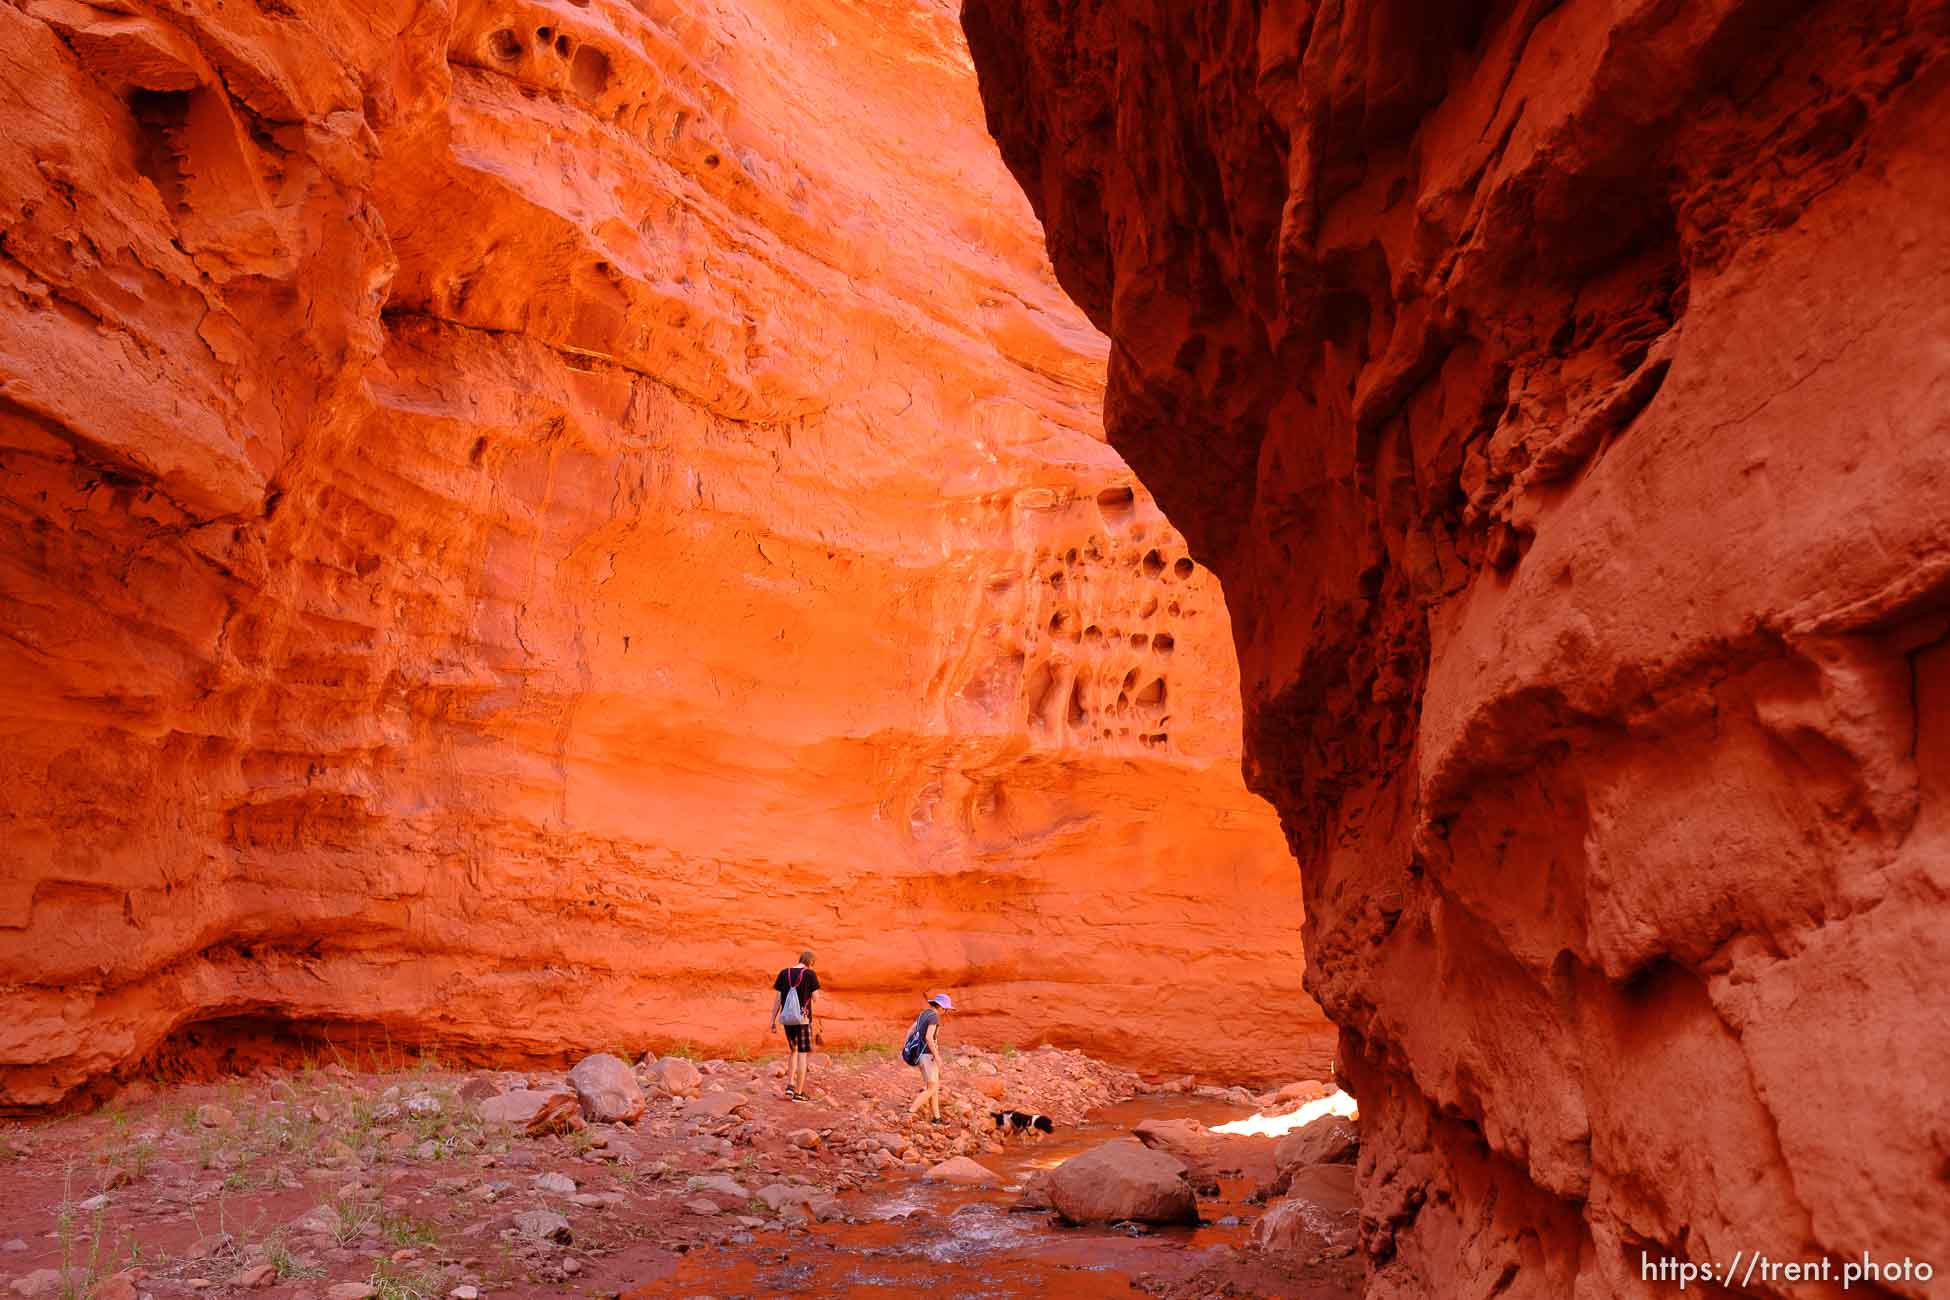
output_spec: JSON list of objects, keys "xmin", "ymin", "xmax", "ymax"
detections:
[{"xmin": 991, "ymin": 1110, "xmax": 1055, "ymax": 1140}]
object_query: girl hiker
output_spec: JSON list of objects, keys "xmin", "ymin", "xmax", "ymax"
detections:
[
  {"xmin": 769, "ymin": 950, "xmax": 820, "ymax": 1101},
  {"xmin": 903, "ymin": 992, "xmax": 953, "ymax": 1123}
]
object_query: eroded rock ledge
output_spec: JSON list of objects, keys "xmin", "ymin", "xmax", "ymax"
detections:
[
  {"xmin": 963, "ymin": 0, "xmax": 1950, "ymax": 1295},
  {"xmin": 0, "ymin": 0, "xmax": 1334, "ymax": 1108}
]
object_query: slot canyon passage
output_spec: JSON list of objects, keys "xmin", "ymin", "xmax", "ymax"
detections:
[
  {"xmin": 961, "ymin": 0, "xmax": 1950, "ymax": 1298},
  {"xmin": 0, "ymin": 0, "xmax": 1336, "ymax": 1107}
]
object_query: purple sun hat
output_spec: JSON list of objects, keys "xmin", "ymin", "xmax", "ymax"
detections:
[{"xmin": 929, "ymin": 992, "xmax": 955, "ymax": 1010}]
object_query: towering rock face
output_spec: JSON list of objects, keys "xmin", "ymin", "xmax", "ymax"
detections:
[
  {"xmin": 0, "ymin": 0, "xmax": 1333, "ymax": 1108},
  {"xmin": 964, "ymin": 0, "xmax": 1950, "ymax": 1295}
]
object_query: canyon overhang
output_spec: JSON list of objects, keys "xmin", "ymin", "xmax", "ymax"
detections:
[{"xmin": 963, "ymin": 0, "xmax": 1950, "ymax": 1295}]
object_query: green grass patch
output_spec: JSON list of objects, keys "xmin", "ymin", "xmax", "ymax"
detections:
[
  {"xmin": 369, "ymin": 1258, "xmax": 445, "ymax": 1300},
  {"xmin": 266, "ymin": 1235, "xmax": 321, "ymax": 1282},
  {"xmin": 378, "ymin": 1208, "xmax": 438, "ymax": 1249},
  {"xmin": 55, "ymin": 1166, "xmax": 114, "ymax": 1300},
  {"xmin": 331, "ymin": 1199, "xmax": 377, "ymax": 1247}
]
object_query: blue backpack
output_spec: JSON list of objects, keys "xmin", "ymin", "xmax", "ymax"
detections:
[{"xmin": 899, "ymin": 1011, "xmax": 932, "ymax": 1066}]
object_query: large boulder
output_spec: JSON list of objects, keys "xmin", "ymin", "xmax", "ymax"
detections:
[
  {"xmin": 1132, "ymin": 1117, "xmax": 1276, "ymax": 1194},
  {"xmin": 1271, "ymin": 1114, "xmax": 1360, "ymax": 1195},
  {"xmin": 1048, "ymin": 1139, "xmax": 1198, "ymax": 1226},
  {"xmin": 1011, "ymin": 1169, "xmax": 1054, "ymax": 1212},
  {"xmin": 568, "ymin": 1053, "xmax": 644, "ymax": 1124},
  {"xmin": 477, "ymin": 1089, "xmax": 582, "ymax": 1136},
  {"xmin": 1255, "ymin": 1164, "xmax": 1359, "ymax": 1261}
]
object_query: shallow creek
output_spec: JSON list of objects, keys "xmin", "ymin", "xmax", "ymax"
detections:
[{"xmin": 628, "ymin": 1096, "xmax": 1262, "ymax": 1297}]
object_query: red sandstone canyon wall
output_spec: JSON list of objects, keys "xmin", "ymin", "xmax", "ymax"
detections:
[
  {"xmin": 0, "ymin": 0, "xmax": 1336, "ymax": 1110},
  {"xmin": 964, "ymin": 0, "xmax": 1950, "ymax": 1296}
]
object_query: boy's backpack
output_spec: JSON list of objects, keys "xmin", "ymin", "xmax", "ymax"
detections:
[
  {"xmin": 779, "ymin": 969, "xmax": 808, "ymax": 1026},
  {"xmin": 899, "ymin": 1012, "xmax": 930, "ymax": 1066}
]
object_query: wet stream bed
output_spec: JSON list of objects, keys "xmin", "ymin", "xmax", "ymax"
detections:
[
  {"xmin": 0, "ymin": 1055, "xmax": 1361, "ymax": 1300},
  {"xmin": 625, "ymin": 1097, "xmax": 1343, "ymax": 1298}
]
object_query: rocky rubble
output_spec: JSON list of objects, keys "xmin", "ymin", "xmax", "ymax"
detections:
[{"xmin": 0, "ymin": 1044, "xmax": 1155, "ymax": 1299}]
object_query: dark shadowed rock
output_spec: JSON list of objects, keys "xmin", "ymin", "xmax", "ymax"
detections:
[
  {"xmin": 1271, "ymin": 1114, "xmax": 1359, "ymax": 1195},
  {"xmin": 1133, "ymin": 1117, "xmax": 1277, "ymax": 1194},
  {"xmin": 1011, "ymin": 1169, "xmax": 1054, "ymax": 1212},
  {"xmin": 1255, "ymin": 1164, "xmax": 1359, "ymax": 1261},
  {"xmin": 963, "ymin": 0, "xmax": 1950, "ymax": 1292}
]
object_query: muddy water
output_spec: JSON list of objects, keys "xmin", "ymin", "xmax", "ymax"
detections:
[{"xmin": 630, "ymin": 1096, "xmax": 1262, "ymax": 1298}]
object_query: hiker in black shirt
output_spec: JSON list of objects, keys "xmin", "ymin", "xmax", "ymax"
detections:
[{"xmin": 770, "ymin": 951, "xmax": 820, "ymax": 1101}]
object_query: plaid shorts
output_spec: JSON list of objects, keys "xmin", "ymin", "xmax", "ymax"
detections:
[{"xmin": 781, "ymin": 1022, "xmax": 812, "ymax": 1053}]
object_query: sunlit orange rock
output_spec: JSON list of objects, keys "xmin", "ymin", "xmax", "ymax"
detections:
[
  {"xmin": 967, "ymin": 0, "xmax": 1950, "ymax": 1295},
  {"xmin": 0, "ymin": 0, "xmax": 1334, "ymax": 1108}
]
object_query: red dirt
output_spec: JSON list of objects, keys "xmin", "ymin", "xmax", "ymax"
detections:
[{"xmin": 0, "ymin": 1052, "xmax": 1355, "ymax": 1300}]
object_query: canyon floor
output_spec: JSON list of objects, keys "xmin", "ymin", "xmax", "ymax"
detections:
[{"xmin": 0, "ymin": 1049, "xmax": 1355, "ymax": 1300}]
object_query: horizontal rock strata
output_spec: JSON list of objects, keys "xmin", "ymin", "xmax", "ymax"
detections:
[{"xmin": 0, "ymin": 0, "xmax": 1333, "ymax": 1108}]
